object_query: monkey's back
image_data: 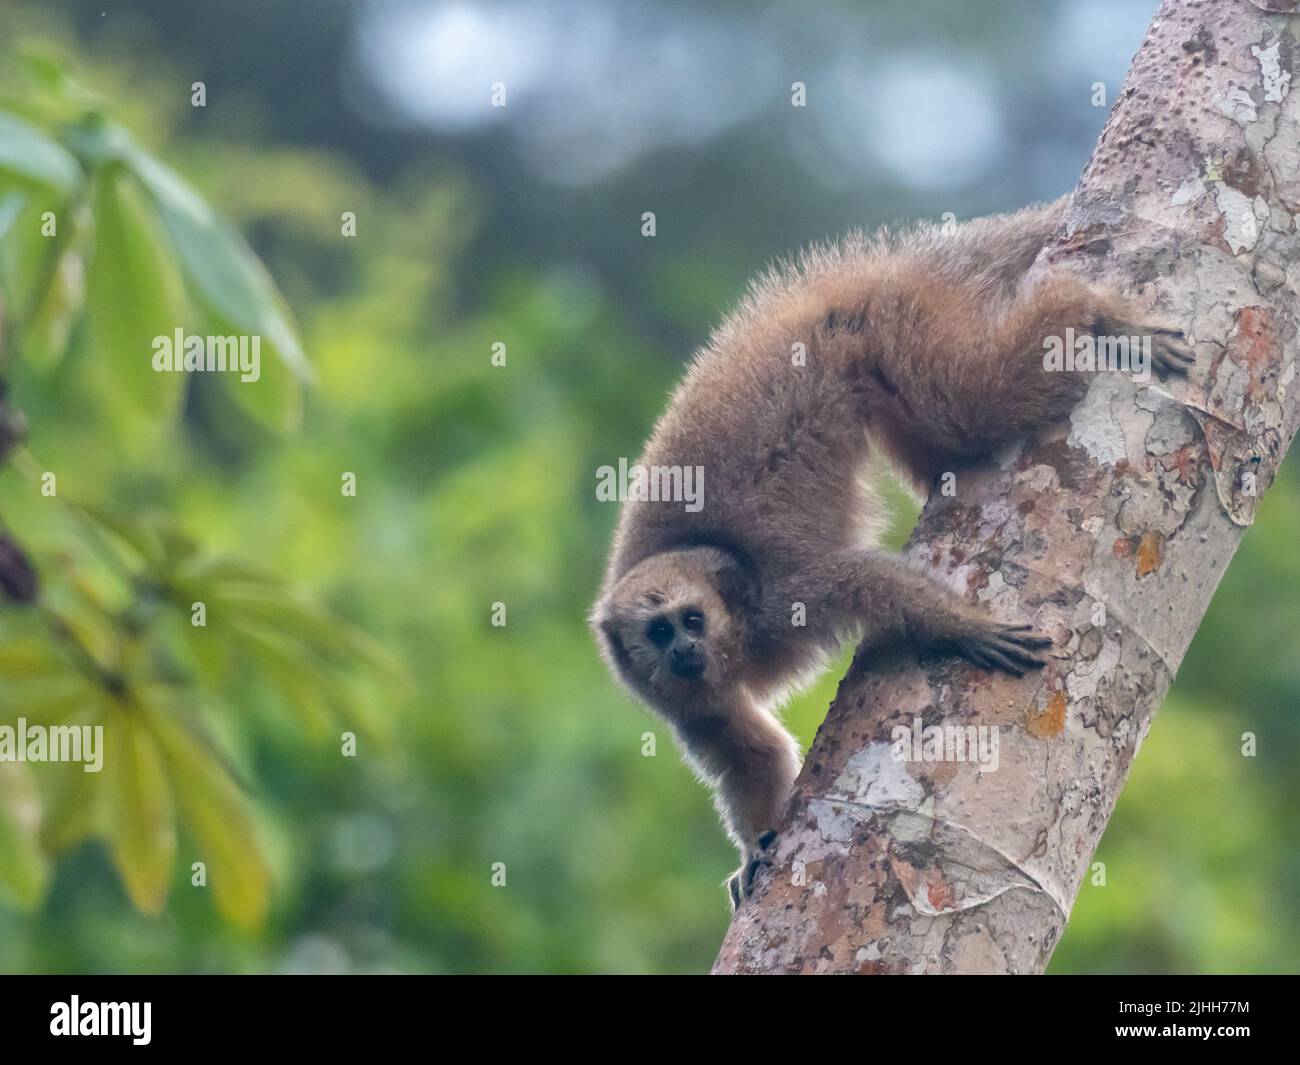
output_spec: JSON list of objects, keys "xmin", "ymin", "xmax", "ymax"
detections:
[
  {"xmin": 607, "ymin": 289, "xmax": 881, "ymax": 591},
  {"xmin": 606, "ymin": 198, "xmax": 1070, "ymax": 591}
]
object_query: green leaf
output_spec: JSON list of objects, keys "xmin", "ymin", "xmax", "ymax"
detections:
[
  {"xmin": 124, "ymin": 144, "xmax": 310, "ymax": 431},
  {"xmin": 212, "ymin": 582, "xmax": 402, "ymax": 679},
  {"xmin": 147, "ymin": 702, "xmax": 271, "ymax": 930},
  {"xmin": 87, "ymin": 165, "xmax": 187, "ymax": 422},
  {"xmin": 215, "ymin": 302, "xmax": 304, "ymax": 432},
  {"xmin": 41, "ymin": 755, "xmax": 108, "ymax": 852},
  {"xmin": 175, "ymin": 555, "xmax": 281, "ymax": 586},
  {"xmin": 0, "ymin": 111, "xmax": 81, "ymax": 195},
  {"xmin": 105, "ymin": 708, "xmax": 176, "ymax": 914},
  {"xmin": 225, "ymin": 619, "xmax": 335, "ymax": 738},
  {"xmin": 0, "ymin": 191, "xmax": 24, "ymax": 242},
  {"xmin": 17, "ymin": 48, "xmax": 78, "ymax": 96},
  {"xmin": 176, "ymin": 614, "xmax": 229, "ymax": 685},
  {"xmin": 0, "ymin": 189, "xmax": 65, "ymax": 315},
  {"xmin": 16, "ymin": 44, "xmax": 98, "ymax": 109},
  {"xmin": 0, "ymin": 683, "xmax": 94, "ymax": 726},
  {"xmin": 69, "ymin": 501, "xmax": 167, "ymax": 572},
  {"xmin": 0, "ymin": 762, "xmax": 50, "ymax": 911},
  {"xmin": 0, "ymin": 637, "xmax": 69, "ymax": 681},
  {"xmin": 148, "ymin": 517, "xmax": 199, "ymax": 572},
  {"xmin": 23, "ymin": 246, "xmax": 85, "ymax": 371}
]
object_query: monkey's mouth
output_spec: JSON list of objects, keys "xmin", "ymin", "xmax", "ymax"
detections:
[{"xmin": 669, "ymin": 658, "xmax": 705, "ymax": 680}]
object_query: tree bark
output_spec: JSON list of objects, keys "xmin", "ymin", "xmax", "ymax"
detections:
[{"xmin": 714, "ymin": 0, "xmax": 1300, "ymax": 974}]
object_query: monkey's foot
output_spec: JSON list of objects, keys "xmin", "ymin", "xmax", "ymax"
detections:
[
  {"xmin": 726, "ymin": 829, "xmax": 778, "ymax": 911},
  {"xmin": 1149, "ymin": 327, "xmax": 1195, "ymax": 378},
  {"xmin": 955, "ymin": 623, "xmax": 1052, "ymax": 678}
]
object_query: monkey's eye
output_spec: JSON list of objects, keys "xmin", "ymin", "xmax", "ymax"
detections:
[
  {"xmin": 646, "ymin": 617, "xmax": 674, "ymax": 647},
  {"xmin": 681, "ymin": 610, "xmax": 705, "ymax": 635}
]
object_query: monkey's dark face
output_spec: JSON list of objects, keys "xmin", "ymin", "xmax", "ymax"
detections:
[
  {"xmin": 643, "ymin": 606, "xmax": 708, "ymax": 680},
  {"xmin": 593, "ymin": 551, "xmax": 746, "ymax": 708}
]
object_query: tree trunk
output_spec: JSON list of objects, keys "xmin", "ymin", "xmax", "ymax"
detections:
[{"xmin": 714, "ymin": 0, "xmax": 1300, "ymax": 975}]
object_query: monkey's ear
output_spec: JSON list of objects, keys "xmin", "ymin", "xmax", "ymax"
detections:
[
  {"xmin": 599, "ymin": 617, "xmax": 635, "ymax": 676},
  {"xmin": 701, "ymin": 550, "xmax": 758, "ymax": 617}
]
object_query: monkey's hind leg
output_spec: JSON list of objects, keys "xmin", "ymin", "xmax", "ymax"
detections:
[{"xmin": 863, "ymin": 274, "xmax": 1193, "ymax": 472}]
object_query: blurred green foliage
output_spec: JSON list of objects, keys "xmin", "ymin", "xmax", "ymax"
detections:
[
  {"xmin": 0, "ymin": 49, "xmax": 398, "ymax": 935},
  {"xmin": 0, "ymin": 2, "xmax": 1296, "ymax": 974}
]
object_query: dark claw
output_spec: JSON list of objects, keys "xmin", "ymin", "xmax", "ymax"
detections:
[
  {"xmin": 960, "ymin": 622, "xmax": 1052, "ymax": 677},
  {"xmin": 1151, "ymin": 331, "xmax": 1195, "ymax": 378},
  {"xmin": 727, "ymin": 833, "xmax": 779, "ymax": 909},
  {"xmin": 986, "ymin": 651, "xmax": 1025, "ymax": 676},
  {"xmin": 742, "ymin": 853, "xmax": 772, "ymax": 891}
]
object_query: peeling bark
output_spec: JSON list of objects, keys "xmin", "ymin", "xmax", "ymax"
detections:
[{"xmin": 713, "ymin": 0, "xmax": 1300, "ymax": 975}]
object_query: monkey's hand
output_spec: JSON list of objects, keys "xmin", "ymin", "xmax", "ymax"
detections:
[
  {"xmin": 1149, "ymin": 326, "xmax": 1196, "ymax": 378},
  {"xmin": 726, "ymin": 829, "xmax": 778, "ymax": 910},
  {"xmin": 1096, "ymin": 312, "xmax": 1195, "ymax": 379},
  {"xmin": 945, "ymin": 619, "xmax": 1052, "ymax": 678}
]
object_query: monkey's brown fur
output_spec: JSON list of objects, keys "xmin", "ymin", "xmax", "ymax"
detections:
[{"xmin": 591, "ymin": 197, "xmax": 1192, "ymax": 906}]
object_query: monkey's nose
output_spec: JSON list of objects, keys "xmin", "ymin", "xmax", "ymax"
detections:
[{"xmin": 670, "ymin": 643, "xmax": 704, "ymax": 679}]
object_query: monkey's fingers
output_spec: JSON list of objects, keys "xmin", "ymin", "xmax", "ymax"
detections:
[
  {"xmin": 995, "ymin": 624, "xmax": 1053, "ymax": 651},
  {"xmin": 961, "ymin": 624, "xmax": 1052, "ymax": 676},
  {"xmin": 726, "ymin": 831, "xmax": 780, "ymax": 909},
  {"xmin": 997, "ymin": 623, "xmax": 1052, "ymax": 642},
  {"xmin": 1151, "ymin": 330, "xmax": 1195, "ymax": 377},
  {"xmin": 977, "ymin": 656, "xmax": 1022, "ymax": 676},
  {"xmin": 727, "ymin": 873, "xmax": 742, "ymax": 911},
  {"xmin": 742, "ymin": 851, "xmax": 774, "ymax": 888},
  {"xmin": 965, "ymin": 645, "xmax": 1027, "ymax": 677}
]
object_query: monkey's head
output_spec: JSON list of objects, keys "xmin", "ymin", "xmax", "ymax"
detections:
[{"xmin": 592, "ymin": 546, "xmax": 754, "ymax": 711}]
